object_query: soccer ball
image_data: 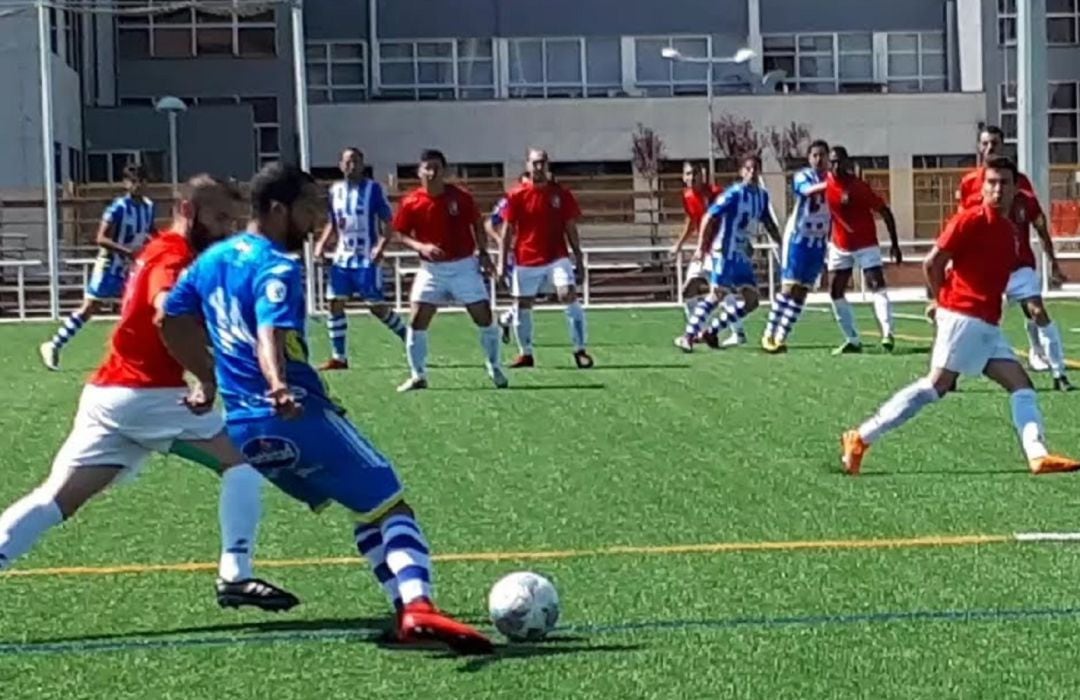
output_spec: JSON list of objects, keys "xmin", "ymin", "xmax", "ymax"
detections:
[{"xmin": 487, "ymin": 571, "xmax": 560, "ymax": 641}]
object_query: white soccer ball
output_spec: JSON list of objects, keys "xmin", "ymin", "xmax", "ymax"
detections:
[{"xmin": 487, "ymin": 571, "xmax": 560, "ymax": 641}]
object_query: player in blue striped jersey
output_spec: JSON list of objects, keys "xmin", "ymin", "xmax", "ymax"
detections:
[
  {"xmin": 484, "ymin": 173, "xmax": 529, "ymax": 344},
  {"xmin": 676, "ymin": 154, "xmax": 781, "ymax": 352},
  {"xmin": 762, "ymin": 140, "xmax": 831, "ymax": 353},
  {"xmin": 315, "ymin": 148, "xmax": 406, "ymax": 370},
  {"xmin": 161, "ymin": 163, "xmax": 492, "ymax": 655},
  {"xmin": 40, "ymin": 163, "xmax": 155, "ymax": 370}
]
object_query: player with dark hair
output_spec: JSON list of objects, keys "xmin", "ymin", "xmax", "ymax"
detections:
[{"xmin": 672, "ymin": 161, "xmax": 723, "ymax": 325}]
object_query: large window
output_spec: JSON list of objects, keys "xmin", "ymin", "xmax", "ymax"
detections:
[
  {"xmin": 507, "ymin": 37, "xmax": 621, "ymax": 98},
  {"xmin": 116, "ymin": 1, "xmax": 276, "ymax": 59},
  {"xmin": 999, "ymin": 0, "xmax": 1080, "ymax": 45},
  {"xmin": 377, "ymin": 39, "xmax": 494, "ymax": 100},
  {"xmin": 87, "ymin": 150, "xmax": 165, "ymax": 183},
  {"xmin": 306, "ymin": 41, "xmax": 367, "ymax": 104},
  {"xmin": 763, "ymin": 31, "xmax": 945, "ymax": 94},
  {"xmin": 1000, "ymin": 81, "xmax": 1080, "ymax": 164},
  {"xmin": 63, "ymin": 10, "xmax": 83, "ymax": 72},
  {"xmin": 634, "ymin": 36, "xmax": 750, "ymax": 96}
]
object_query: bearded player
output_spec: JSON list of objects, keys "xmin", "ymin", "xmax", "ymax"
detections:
[
  {"xmin": 841, "ymin": 156, "xmax": 1078, "ymax": 476},
  {"xmin": 499, "ymin": 148, "xmax": 594, "ymax": 369},
  {"xmin": 0, "ymin": 175, "xmax": 297, "ymax": 611},
  {"xmin": 315, "ymin": 147, "xmax": 407, "ymax": 370},
  {"xmin": 956, "ymin": 125, "xmax": 1071, "ymax": 390}
]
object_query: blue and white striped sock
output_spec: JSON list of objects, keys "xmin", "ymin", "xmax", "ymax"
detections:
[
  {"xmin": 50, "ymin": 311, "xmax": 87, "ymax": 350},
  {"xmin": 709, "ymin": 297, "xmax": 749, "ymax": 333},
  {"xmin": 379, "ymin": 310, "xmax": 407, "ymax": 341},
  {"xmin": 354, "ymin": 522, "xmax": 402, "ymax": 611},
  {"xmin": 380, "ymin": 514, "xmax": 432, "ymax": 606},
  {"xmin": 775, "ymin": 296, "xmax": 805, "ymax": 342},
  {"xmin": 684, "ymin": 298, "xmax": 717, "ymax": 339},
  {"xmin": 327, "ymin": 312, "xmax": 347, "ymax": 361},
  {"xmin": 764, "ymin": 292, "xmax": 791, "ymax": 340}
]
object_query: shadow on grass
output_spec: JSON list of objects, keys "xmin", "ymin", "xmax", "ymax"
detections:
[
  {"xmin": 426, "ymin": 384, "xmax": 607, "ymax": 392},
  {"xmin": 548, "ymin": 363, "xmax": 689, "ymax": 371},
  {"xmin": 445, "ymin": 635, "xmax": 644, "ymax": 672}
]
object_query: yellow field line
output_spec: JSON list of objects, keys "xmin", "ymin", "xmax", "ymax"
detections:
[
  {"xmin": 873, "ymin": 329, "xmax": 1080, "ymax": 370},
  {"xmin": 1, "ymin": 533, "xmax": 1013, "ymax": 579}
]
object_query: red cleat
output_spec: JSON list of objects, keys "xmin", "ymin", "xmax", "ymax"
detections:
[
  {"xmin": 318, "ymin": 358, "xmax": 349, "ymax": 371},
  {"xmin": 398, "ymin": 600, "xmax": 494, "ymax": 655},
  {"xmin": 510, "ymin": 354, "xmax": 535, "ymax": 368}
]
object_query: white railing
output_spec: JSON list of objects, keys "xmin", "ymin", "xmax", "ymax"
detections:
[{"xmin": 1, "ymin": 238, "xmax": 1074, "ymax": 321}]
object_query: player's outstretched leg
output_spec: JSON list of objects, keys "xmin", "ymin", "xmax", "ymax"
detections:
[
  {"xmin": 321, "ymin": 299, "xmax": 350, "ymax": 371},
  {"xmin": 1025, "ymin": 319, "xmax": 1050, "ymax": 372},
  {"xmin": 39, "ymin": 299, "xmax": 100, "ymax": 371},
  {"xmin": 704, "ymin": 292, "xmax": 756, "ymax": 349},
  {"xmin": 1023, "ymin": 299, "xmax": 1073, "ymax": 391},
  {"xmin": 765, "ymin": 286, "xmax": 808, "ymax": 352},
  {"xmin": 370, "ymin": 303, "xmax": 408, "ymax": 342},
  {"xmin": 465, "ymin": 300, "xmax": 508, "ymax": 388},
  {"xmin": 676, "ymin": 292, "xmax": 721, "ymax": 352},
  {"xmin": 563, "ymin": 294, "xmax": 593, "ymax": 369},
  {"xmin": 511, "ymin": 299, "xmax": 536, "ymax": 367},
  {"xmin": 841, "ymin": 373, "xmax": 947, "ymax": 475}
]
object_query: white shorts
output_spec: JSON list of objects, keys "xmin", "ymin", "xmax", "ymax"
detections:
[
  {"xmin": 684, "ymin": 255, "xmax": 713, "ymax": 285},
  {"xmin": 49, "ymin": 385, "xmax": 225, "ymax": 483},
  {"xmin": 1006, "ymin": 266, "xmax": 1041, "ymax": 303},
  {"xmin": 827, "ymin": 244, "xmax": 883, "ymax": 272},
  {"xmin": 409, "ymin": 257, "xmax": 489, "ymax": 306},
  {"xmin": 512, "ymin": 257, "xmax": 576, "ymax": 298},
  {"xmin": 931, "ymin": 308, "xmax": 1016, "ymax": 376}
]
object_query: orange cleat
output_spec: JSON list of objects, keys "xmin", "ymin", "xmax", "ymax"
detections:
[
  {"xmin": 398, "ymin": 600, "xmax": 494, "ymax": 655},
  {"xmin": 841, "ymin": 430, "xmax": 868, "ymax": 476},
  {"xmin": 318, "ymin": 358, "xmax": 349, "ymax": 371},
  {"xmin": 510, "ymin": 354, "xmax": 535, "ymax": 368},
  {"xmin": 1029, "ymin": 454, "xmax": 1080, "ymax": 475}
]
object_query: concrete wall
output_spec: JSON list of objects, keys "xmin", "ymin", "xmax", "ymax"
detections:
[{"xmin": 760, "ymin": 0, "xmax": 947, "ymax": 32}]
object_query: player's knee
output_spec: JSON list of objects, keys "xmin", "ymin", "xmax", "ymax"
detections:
[
  {"xmin": 1027, "ymin": 301, "xmax": 1050, "ymax": 325},
  {"xmin": 790, "ymin": 286, "xmax": 809, "ymax": 303},
  {"xmin": 556, "ymin": 287, "xmax": 576, "ymax": 304}
]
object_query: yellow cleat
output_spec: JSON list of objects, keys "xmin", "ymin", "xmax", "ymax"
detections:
[
  {"xmin": 841, "ymin": 430, "xmax": 868, "ymax": 475},
  {"xmin": 1029, "ymin": 454, "xmax": 1080, "ymax": 475},
  {"xmin": 761, "ymin": 337, "xmax": 787, "ymax": 354}
]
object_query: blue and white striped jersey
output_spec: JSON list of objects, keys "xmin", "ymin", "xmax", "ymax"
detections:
[
  {"xmin": 489, "ymin": 196, "xmax": 509, "ymax": 228},
  {"xmin": 100, "ymin": 195, "xmax": 155, "ymax": 272},
  {"xmin": 328, "ymin": 179, "xmax": 392, "ymax": 269},
  {"xmin": 784, "ymin": 167, "xmax": 831, "ymax": 249},
  {"xmin": 706, "ymin": 182, "xmax": 771, "ymax": 261}
]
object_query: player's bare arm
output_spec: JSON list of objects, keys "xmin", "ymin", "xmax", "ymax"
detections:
[
  {"xmin": 762, "ymin": 210, "xmax": 782, "ymax": 248},
  {"xmin": 878, "ymin": 205, "xmax": 903, "ymax": 264},
  {"xmin": 565, "ymin": 220, "xmax": 585, "ymax": 280},
  {"xmin": 158, "ymin": 309, "xmax": 219, "ymax": 415},
  {"xmin": 497, "ymin": 220, "xmax": 515, "ymax": 279},
  {"xmin": 1033, "ymin": 214, "xmax": 1065, "ymax": 284},
  {"xmin": 313, "ymin": 219, "xmax": 337, "ymax": 262},
  {"xmin": 395, "ymin": 226, "xmax": 444, "ymax": 261},
  {"xmin": 671, "ymin": 216, "xmax": 696, "ymax": 255},
  {"xmin": 256, "ymin": 326, "xmax": 302, "ymax": 419},
  {"xmin": 471, "ymin": 214, "xmax": 495, "ymax": 276},
  {"xmin": 695, "ymin": 211, "xmax": 717, "ymax": 261},
  {"xmin": 484, "ymin": 216, "xmax": 503, "ymax": 246},
  {"xmin": 922, "ymin": 245, "xmax": 950, "ymax": 319},
  {"xmin": 370, "ymin": 215, "xmax": 391, "ymax": 264},
  {"xmin": 95, "ymin": 220, "xmax": 135, "ymax": 258}
]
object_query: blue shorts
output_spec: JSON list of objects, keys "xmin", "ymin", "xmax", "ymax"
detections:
[
  {"xmin": 710, "ymin": 255, "xmax": 756, "ymax": 290},
  {"xmin": 782, "ymin": 242, "xmax": 827, "ymax": 286},
  {"xmin": 86, "ymin": 261, "xmax": 127, "ymax": 300},
  {"xmin": 229, "ymin": 403, "xmax": 404, "ymax": 521},
  {"xmin": 327, "ymin": 265, "xmax": 384, "ymax": 301}
]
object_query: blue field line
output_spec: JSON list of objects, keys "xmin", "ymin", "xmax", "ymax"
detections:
[{"xmin": 3, "ymin": 605, "xmax": 1080, "ymax": 658}]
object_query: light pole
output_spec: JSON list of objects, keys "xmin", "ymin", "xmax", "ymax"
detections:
[
  {"xmin": 154, "ymin": 96, "xmax": 187, "ymax": 195},
  {"xmin": 661, "ymin": 47, "xmax": 756, "ymax": 184}
]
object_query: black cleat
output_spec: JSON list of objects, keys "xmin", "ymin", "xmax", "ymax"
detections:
[
  {"xmin": 216, "ymin": 578, "xmax": 300, "ymax": 612},
  {"xmin": 1054, "ymin": 376, "xmax": 1075, "ymax": 393}
]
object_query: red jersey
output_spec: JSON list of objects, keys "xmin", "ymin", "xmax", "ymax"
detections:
[
  {"xmin": 956, "ymin": 166, "xmax": 1035, "ymax": 209},
  {"xmin": 505, "ymin": 181, "xmax": 582, "ymax": 267},
  {"xmin": 826, "ymin": 172, "xmax": 885, "ymax": 252},
  {"xmin": 682, "ymin": 184, "xmax": 721, "ymax": 230},
  {"xmin": 936, "ymin": 205, "xmax": 1017, "ymax": 325},
  {"xmin": 90, "ymin": 232, "xmax": 193, "ymax": 388},
  {"xmin": 1006, "ymin": 191, "xmax": 1044, "ymax": 269},
  {"xmin": 392, "ymin": 184, "xmax": 480, "ymax": 262}
]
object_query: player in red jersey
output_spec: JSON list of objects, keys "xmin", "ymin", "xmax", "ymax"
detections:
[
  {"xmin": 671, "ymin": 162, "xmax": 724, "ymax": 324},
  {"xmin": 0, "ymin": 176, "xmax": 298, "ymax": 610},
  {"xmin": 825, "ymin": 146, "xmax": 902, "ymax": 355},
  {"xmin": 841, "ymin": 157, "xmax": 1079, "ymax": 476},
  {"xmin": 957, "ymin": 125, "xmax": 1070, "ymax": 390},
  {"xmin": 392, "ymin": 149, "xmax": 506, "ymax": 392},
  {"xmin": 499, "ymin": 148, "xmax": 594, "ymax": 369}
]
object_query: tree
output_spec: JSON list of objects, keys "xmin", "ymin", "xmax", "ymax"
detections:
[
  {"xmin": 711, "ymin": 114, "xmax": 763, "ymax": 169},
  {"xmin": 765, "ymin": 121, "xmax": 812, "ymax": 172},
  {"xmin": 631, "ymin": 124, "xmax": 666, "ymax": 242}
]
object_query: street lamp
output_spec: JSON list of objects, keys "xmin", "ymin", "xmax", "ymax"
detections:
[
  {"xmin": 661, "ymin": 47, "xmax": 756, "ymax": 183},
  {"xmin": 154, "ymin": 96, "xmax": 187, "ymax": 195}
]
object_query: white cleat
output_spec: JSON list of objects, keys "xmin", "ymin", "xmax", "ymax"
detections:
[
  {"xmin": 39, "ymin": 342, "xmax": 59, "ymax": 371},
  {"xmin": 674, "ymin": 336, "xmax": 694, "ymax": 353},
  {"xmin": 489, "ymin": 367, "xmax": 509, "ymax": 389},
  {"xmin": 1029, "ymin": 349, "xmax": 1050, "ymax": 373},
  {"xmin": 396, "ymin": 376, "xmax": 429, "ymax": 393},
  {"xmin": 721, "ymin": 331, "xmax": 747, "ymax": 348}
]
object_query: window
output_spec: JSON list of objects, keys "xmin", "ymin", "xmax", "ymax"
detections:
[
  {"xmin": 764, "ymin": 31, "xmax": 945, "ymax": 93},
  {"xmin": 86, "ymin": 150, "xmax": 165, "ymax": 182},
  {"xmin": 116, "ymin": 1, "xmax": 276, "ymax": 59},
  {"xmin": 634, "ymin": 36, "xmax": 720, "ymax": 96},
  {"xmin": 999, "ymin": 0, "xmax": 1079, "ymax": 45},
  {"xmin": 508, "ymin": 37, "xmax": 621, "ymax": 99},
  {"xmin": 53, "ymin": 142, "xmax": 62, "ymax": 185},
  {"xmin": 1001, "ymin": 81, "xmax": 1080, "ymax": 164},
  {"xmin": 306, "ymin": 41, "xmax": 367, "ymax": 104},
  {"xmin": 49, "ymin": 7, "xmax": 57, "ymax": 54},
  {"xmin": 63, "ymin": 10, "xmax": 83, "ymax": 71},
  {"xmin": 550, "ymin": 161, "xmax": 633, "ymax": 177},
  {"xmin": 68, "ymin": 146, "xmax": 83, "ymax": 183},
  {"xmin": 378, "ymin": 39, "xmax": 495, "ymax": 100},
  {"xmin": 911, "ymin": 154, "xmax": 977, "ymax": 169}
]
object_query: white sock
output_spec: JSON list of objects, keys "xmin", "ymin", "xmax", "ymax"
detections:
[
  {"xmin": 479, "ymin": 323, "xmax": 501, "ymax": 372},
  {"xmin": 1026, "ymin": 320, "xmax": 1044, "ymax": 360},
  {"xmin": 722, "ymin": 296, "xmax": 746, "ymax": 333},
  {"xmin": 566, "ymin": 301, "xmax": 587, "ymax": 351},
  {"xmin": 1010, "ymin": 388, "xmax": 1049, "ymax": 461},
  {"xmin": 515, "ymin": 308, "xmax": 534, "ymax": 355},
  {"xmin": 858, "ymin": 378, "xmax": 940, "ymax": 445},
  {"xmin": 1039, "ymin": 322, "xmax": 1067, "ymax": 378},
  {"xmin": 872, "ymin": 291, "xmax": 893, "ymax": 337},
  {"xmin": 218, "ymin": 463, "xmax": 263, "ymax": 582},
  {"xmin": 831, "ymin": 298, "xmax": 860, "ymax": 343},
  {"xmin": 0, "ymin": 489, "xmax": 63, "ymax": 570},
  {"xmin": 406, "ymin": 328, "xmax": 428, "ymax": 379},
  {"xmin": 684, "ymin": 298, "xmax": 698, "ymax": 321},
  {"xmin": 499, "ymin": 309, "xmax": 515, "ymax": 327}
]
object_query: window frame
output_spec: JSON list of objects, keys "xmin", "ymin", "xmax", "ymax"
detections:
[
  {"xmin": 376, "ymin": 37, "xmax": 496, "ymax": 101},
  {"xmin": 115, "ymin": 1, "xmax": 277, "ymax": 59},
  {"xmin": 306, "ymin": 40, "xmax": 368, "ymax": 104}
]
